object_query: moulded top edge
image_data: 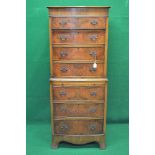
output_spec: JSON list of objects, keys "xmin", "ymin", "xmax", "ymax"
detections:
[
  {"xmin": 47, "ymin": 6, "xmax": 111, "ymax": 8},
  {"xmin": 50, "ymin": 78, "xmax": 108, "ymax": 82}
]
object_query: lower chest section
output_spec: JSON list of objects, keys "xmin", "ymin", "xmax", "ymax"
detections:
[{"xmin": 50, "ymin": 80, "xmax": 107, "ymax": 135}]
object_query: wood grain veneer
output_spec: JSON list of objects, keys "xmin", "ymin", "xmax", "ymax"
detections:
[{"xmin": 47, "ymin": 6, "xmax": 110, "ymax": 149}]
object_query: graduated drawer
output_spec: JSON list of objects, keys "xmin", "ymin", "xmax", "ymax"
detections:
[
  {"xmin": 54, "ymin": 119, "xmax": 104, "ymax": 135},
  {"xmin": 53, "ymin": 62, "xmax": 105, "ymax": 77},
  {"xmin": 52, "ymin": 30, "xmax": 105, "ymax": 44},
  {"xmin": 52, "ymin": 85, "xmax": 105, "ymax": 100},
  {"xmin": 51, "ymin": 17, "xmax": 106, "ymax": 29},
  {"xmin": 54, "ymin": 102, "xmax": 104, "ymax": 117},
  {"xmin": 52, "ymin": 47, "xmax": 104, "ymax": 61}
]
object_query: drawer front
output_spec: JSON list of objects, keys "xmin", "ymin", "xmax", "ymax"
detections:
[
  {"xmin": 54, "ymin": 119, "xmax": 104, "ymax": 135},
  {"xmin": 53, "ymin": 47, "xmax": 104, "ymax": 61},
  {"xmin": 54, "ymin": 103, "xmax": 104, "ymax": 117},
  {"xmin": 52, "ymin": 17, "xmax": 106, "ymax": 29},
  {"xmin": 52, "ymin": 30, "xmax": 105, "ymax": 44},
  {"xmin": 53, "ymin": 63, "xmax": 105, "ymax": 77},
  {"xmin": 53, "ymin": 86, "xmax": 105, "ymax": 100}
]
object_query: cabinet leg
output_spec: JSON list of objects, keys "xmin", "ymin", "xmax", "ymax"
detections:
[
  {"xmin": 52, "ymin": 135, "xmax": 59, "ymax": 149},
  {"xmin": 52, "ymin": 142, "xmax": 58, "ymax": 149},
  {"xmin": 99, "ymin": 142, "xmax": 106, "ymax": 149}
]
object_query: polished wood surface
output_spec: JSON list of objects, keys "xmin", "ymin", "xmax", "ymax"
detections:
[
  {"xmin": 52, "ymin": 17, "xmax": 106, "ymax": 29},
  {"xmin": 50, "ymin": 78, "xmax": 108, "ymax": 82},
  {"xmin": 53, "ymin": 63, "xmax": 105, "ymax": 77},
  {"xmin": 52, "ymin": 85, "xmax": 105, "ymax": 100},
  {"xmin": 52, "ymin": 47, "xmax": 105, "ymax": 61},
  {"xmin": 47, "ymin": 6, "xmax": 111, "ymax": 8},
  {"xmin": 52, "ymin": 134, "xmax": 105, "ymax": 148},
  {"xmin": 52, "ymin": 30, "xmax": 105, "ymax": 44},
  {"xmin": 54, "ymin": 119, "xmax": 104, "ymax": 135},
  {"xmin": 54, "ymin": 103, "xmax": 104, "ymax": 117},
  {"xmin": 48, "ymin": 6, "xmax": 110, "ymax": 149},
  {"xmin": 48, "ymin": 7, "xmax": 109, "ymax": 16}
]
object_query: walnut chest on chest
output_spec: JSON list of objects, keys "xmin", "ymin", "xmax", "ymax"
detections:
[{"xmin": 47, "ymin": 6, "xmax": 110, "ymax": 149}]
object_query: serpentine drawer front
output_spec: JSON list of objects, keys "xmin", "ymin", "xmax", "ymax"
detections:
[
  {"xmin": 52, "ymin": 30, "xmax": 105, "ymax": 44},
  {"xmin": 52, "ymin": 85, "xmax": 105, "ymax": 100},
  {"xmin": 52, "ymin": 47, "xmax": 105, "ymax": 61},
  {"xmin": 47, "ymin": 6, "xmax": 110, "ymax": 149},
  {"xmin": 54, "ymin": 119, "xmax": 104, "ymax": 135},
  {"xmin": 52, "ymin": 17, "xmax": 106, "ymax": 29},
  {"xmin": 53, "ymin": 63, "xmax": 105, "ymax": 77},
  {"xmin": 54, "ymin": 103, "xmax": 104, "ymax": 117}
]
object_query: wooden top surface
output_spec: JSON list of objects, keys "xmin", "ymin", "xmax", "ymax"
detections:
[
  {"xmin": 50, "ymin": 78, "xmax": 108, "ymax": 82},
  {"xmin": 47, "ymin": 6, "xmax": 111, "ymax": 8}
]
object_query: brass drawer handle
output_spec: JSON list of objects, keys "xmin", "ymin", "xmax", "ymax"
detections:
[
  {"xmin": 89, "ymin": 66, "xmax": 97, "ymax": 72},
  {"xmin": 59, "ymin": 20, "xmax": 67, "ymax": 25},
  {"xmin": 89, "ymin": 34, "xmax": 98, "ymax": 41},
  {"xmin": 89, "ymin": 51, "xmax": 97, "ymax": 57},
  {"xmin": 59, "ymin": 122, "xmax": 68, "ymax": 134},
  {"xmin": 60, "ymin": 105, "xmax": 67, "ymax": 112},
  {"xmin": 90, "ymin": 92, "xmax": 97, "ymax": 96},
  {"xmin": 59, "ymin": 35, "xmax": 68, "ymax": 41},
  {"xmin": 60, "ymin": 51, "xmax": 68, "ymax": 57},
  {"xmin": 89, "ymin": 107, "xmax": 97, "ymax": 113},
  {"xmin": 60, "ymin": 124, "xmax": 68, "ymax": 129},
  {"xmin": 89, "ymin": 124, "xmax": 96, "ymax": 131},
  {"xmin": 90, "ymin": 20, "xmax": 98, "ymax": 25},
  {"xmin": 59, "ymin": 91, "xmax": 66, "ymax": 96},
  {"xmin": 60, "ymin": 66, "xmax": 68, "ymax": 72}
]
